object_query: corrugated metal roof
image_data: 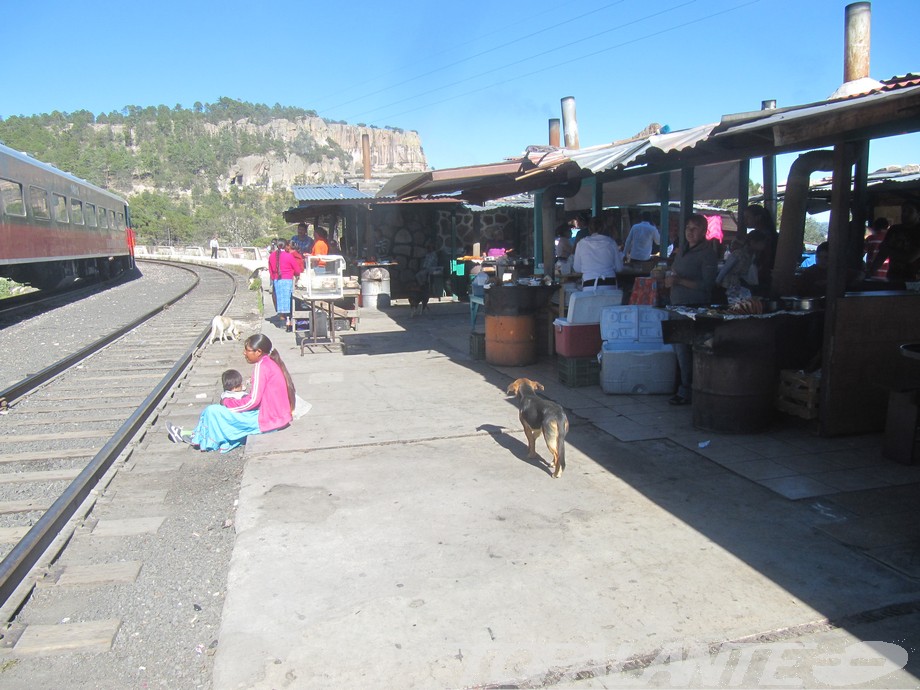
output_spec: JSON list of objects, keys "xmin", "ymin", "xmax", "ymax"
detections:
[
  {"xmin": 522, "ymin": 123, "xmax": 717, "ymax": 176},
  {"xmin": 291, "ymin": 185, "xmax": 374, "ymax": 202},
  {"xmin": 785, "ymin": 165, "xmax": 920, "ymax": 195},
  {"xmin": 378, "ymin": 78, "xmax": 920, "ymax": 204},
  {"xmin": 710, "ymin": 83, "xmax": 920, "ymax": 146},
  {"xmin": 465, "ymin": 193, "xmax": 535, "ymax": 211}
]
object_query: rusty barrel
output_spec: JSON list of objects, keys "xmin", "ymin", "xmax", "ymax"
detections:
[
  {"xmin": 692, "ymin": 349, "xmax": 776, "ymax": 433},
  {"xmin": 485, "ymin": 315, "xmax": 536, "ymax": 366}
]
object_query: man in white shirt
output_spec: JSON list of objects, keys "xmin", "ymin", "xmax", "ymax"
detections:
[
  {"xmin": 573, "ymin": 217, "xmax": 624, "ymax": 288},
  {"xmin": 624, "ymin": 212, "xmax": 661, "ymax": 262}
]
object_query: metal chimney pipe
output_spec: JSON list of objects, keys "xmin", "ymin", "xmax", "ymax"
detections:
[
  {"xmin": 560, "ymin": 97, "xmax": 579, "ymax": 149},
  {"xmin": 362, "ymin": 133, "xmax": 371, "ymax": 180},
  {"xmin": 548, "ymin": 118, "xmax": 561, "ymax": 147},
  {"xmin": 844, "ymin": 2, "xmax": 871, "ymax": 82},
  {"xmin": 761, "ymin": 100, "xmax": 777, "ymax": 218}
]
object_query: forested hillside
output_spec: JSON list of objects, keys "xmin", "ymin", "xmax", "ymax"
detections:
[{"xmin": 0, "ymin": 98, "xmax": 427, "ymax": 247}]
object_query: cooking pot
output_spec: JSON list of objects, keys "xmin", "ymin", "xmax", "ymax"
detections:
[
  {"xmin": 782, "ymin": 296, "xmax": 824, "ymax": 311},
  {"xmin": 763, "ymin": 298, "xmax": 782, "ymax": 313}
]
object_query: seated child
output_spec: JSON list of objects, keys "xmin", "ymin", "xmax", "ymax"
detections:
[
  {"xmin": 716, "ymin": 230, "xmax": 766, "ymax": 302},
  {"xmin": 220, "ymin": 369, "xmax": 250, "ymax": 408}
]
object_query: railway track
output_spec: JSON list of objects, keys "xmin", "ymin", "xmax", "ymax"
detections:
[{"xmin": 0, "ymin": 260, "xmax": 241, "ymax": 618}]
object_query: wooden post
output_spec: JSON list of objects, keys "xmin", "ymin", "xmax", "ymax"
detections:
[
  {"xmin": 658, "ymin": 173, "xmax": 671, "ymax": 256},
  {"xmin": 680, "ymin": 167, "xmax": 695, "ymax": 252},
  {"xmin": 737, "ymin": 158, "xmax": 750, "ymax": 236},
  {"xmin": 819, "ymin": 142, "xmax": 854, "ymax": 437}
]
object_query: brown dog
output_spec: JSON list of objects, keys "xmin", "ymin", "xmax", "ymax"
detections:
[{"xmin": 506, "ymin": 378, "xmax": 569, "ymax": 478}]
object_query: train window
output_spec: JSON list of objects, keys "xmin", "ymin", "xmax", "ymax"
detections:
[
  {"xmin": 71, "ymin": 198, "xmax": 84, "ymax": 225},
  {"xmin": 98, "ymin": 207, "xmax": 108, "ymax": 228},
  {"xmin": 116, "ymin": 211, "xmax": 125, "ymax": 227},
  {"xmin": 29, "ymin": 186, "xmax": 51, "ymax": 220},
  {"xmin": 53, "ymin": 194, "xmax": 69, "ymax": 222},
  {"xmin": 0, "ymin": 177, "xmax": 26, "ymax": 216},
  {"xmin": 110, "ymin": 209, "xmax": 117, "ymax": 228},
  {"xmin": 85, "ymin": 203, "xmax": 97, "ymax": 227}
]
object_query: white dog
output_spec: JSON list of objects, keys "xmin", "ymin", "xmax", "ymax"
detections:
[{"xmin": 209, "ymin": 315, "xmax": 242, "ymax": 343}]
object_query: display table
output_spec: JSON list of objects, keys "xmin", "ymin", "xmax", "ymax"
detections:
[
  {"xmin": 292, "ymin": 297, "xmax": 341, "ymax": 355},
  {"xmin": 292, "ymin": 255, "xmax": 356, "ymax": 354}
]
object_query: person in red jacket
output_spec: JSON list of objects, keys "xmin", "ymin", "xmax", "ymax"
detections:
[{"xmin": 268, "ymin": 239, "xmax": 301, "ymax": 329}]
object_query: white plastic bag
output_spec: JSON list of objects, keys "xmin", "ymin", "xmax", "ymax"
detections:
[{"xmin": 292, "ymin": 395, "xmax": 312, "ymax": 420}]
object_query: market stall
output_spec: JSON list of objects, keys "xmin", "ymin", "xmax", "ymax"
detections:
[{"xmin": 662, "ymin": 303, "xmax": 820, "ymax": 433}]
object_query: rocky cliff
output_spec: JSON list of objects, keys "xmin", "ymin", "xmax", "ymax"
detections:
[{"xmin": 214, "ymin": 117, "xmax": 429, "ymax": 192}]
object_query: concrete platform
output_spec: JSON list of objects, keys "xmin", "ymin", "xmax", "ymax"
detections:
[{"xmin": 213, "ymin": 300, "xmax": 920, "ymax": 689}]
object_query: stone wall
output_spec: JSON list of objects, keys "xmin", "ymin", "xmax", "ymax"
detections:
[{"xmin": 355, "ymin": 205, "xmax": 534, "ymax": 297}]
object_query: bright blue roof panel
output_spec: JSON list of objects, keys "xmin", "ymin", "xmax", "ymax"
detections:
[{"xmin": 291, "ymin": 185, "xmax": 374, "ymax": 202}]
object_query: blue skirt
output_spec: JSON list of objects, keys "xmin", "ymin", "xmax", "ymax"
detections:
[
  {"xmin": 274, "ymin": 278, "xmax": 293, "ymax": 315},
  {"xmin": 192, "ymin": 404, "xmax": 261, "ymax": 452}
]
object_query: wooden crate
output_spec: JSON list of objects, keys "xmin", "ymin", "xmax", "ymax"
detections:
[{"xmin": 776, "ymin": 369, "xmax": 820, "ymax": 420}]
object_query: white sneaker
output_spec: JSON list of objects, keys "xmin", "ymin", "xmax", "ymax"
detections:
[{"xmin": 167, "ymin": 422, "xmax": 189, "ymax": 444}]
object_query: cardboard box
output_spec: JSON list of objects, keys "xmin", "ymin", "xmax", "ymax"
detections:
[
  {"xmin": 553, "ymin": 318, "xmax": 602, "ymax": 358},
  {"xmin": 600, "ymin": 346, "xmax": 676, "ymax": 395}
]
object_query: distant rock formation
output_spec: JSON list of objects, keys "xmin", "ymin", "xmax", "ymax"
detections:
[{"xmin": 215, "ymin": 117, "xmax": 429, "ymax": 193}]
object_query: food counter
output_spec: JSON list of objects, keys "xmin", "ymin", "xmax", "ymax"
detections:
[{"xmin": 662, "ymin": 305, "xmax": 820, "ymax": 433}]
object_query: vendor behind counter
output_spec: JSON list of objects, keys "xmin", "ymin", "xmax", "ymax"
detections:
[{"xmin": 572, "ymin": 217, "xmax": 624, "ymax": 289}]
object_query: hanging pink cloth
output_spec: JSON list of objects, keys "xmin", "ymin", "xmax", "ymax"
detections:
[{"xmin": 705, "ymin": 215, "xmax": 724, "ymax": 242}]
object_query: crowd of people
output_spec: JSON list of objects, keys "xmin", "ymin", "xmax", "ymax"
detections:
[{"xmin": 551, "ymin": 199, "xmax": 920, "ymax": 406}]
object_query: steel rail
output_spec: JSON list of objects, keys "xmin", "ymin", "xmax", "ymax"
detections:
[
  {"xmin": 0, "ymin": 262, "xmax": 197, "ymax": 408},
  {"xmin": 0, "ymin": 262, "xmax": 236, "ymax": 610}
]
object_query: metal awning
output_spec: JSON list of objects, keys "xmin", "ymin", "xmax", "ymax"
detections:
[{"xmin": 291, "ymin": 184, "xmax": 375, "ymax": 202}]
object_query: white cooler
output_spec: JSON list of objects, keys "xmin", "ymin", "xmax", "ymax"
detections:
[
  {"xmin": 567, "ymin": 289, "xmax": 623, "ymax": 323},
  {"xmin": 600, "ymin": 346, "xmax": 677, "ymax": 395},
  {"xmin": 598, "ymin": 305, "xmax": 674, "ymax": 394}
]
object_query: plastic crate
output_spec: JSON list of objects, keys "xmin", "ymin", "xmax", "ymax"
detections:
[
  {"xmin": 557, "ymin": 355, "xmax": 601, "ymax": 387},
  {"xmin": 776, "ymin": 369, "xmax": 820, "ymax": 419},
  {"xmin": 469, "ymin": 331, "xmax": 486, "ymax": 360}
]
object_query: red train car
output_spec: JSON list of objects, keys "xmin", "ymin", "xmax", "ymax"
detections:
[{"xmin": 0, "ymin": 142, "xmax": 133, "ymax": 289}]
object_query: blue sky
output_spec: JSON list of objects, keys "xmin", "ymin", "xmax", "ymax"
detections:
[{"xmin": 3, "ymin": 0, "xmax": 918, "ymax": 181}]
